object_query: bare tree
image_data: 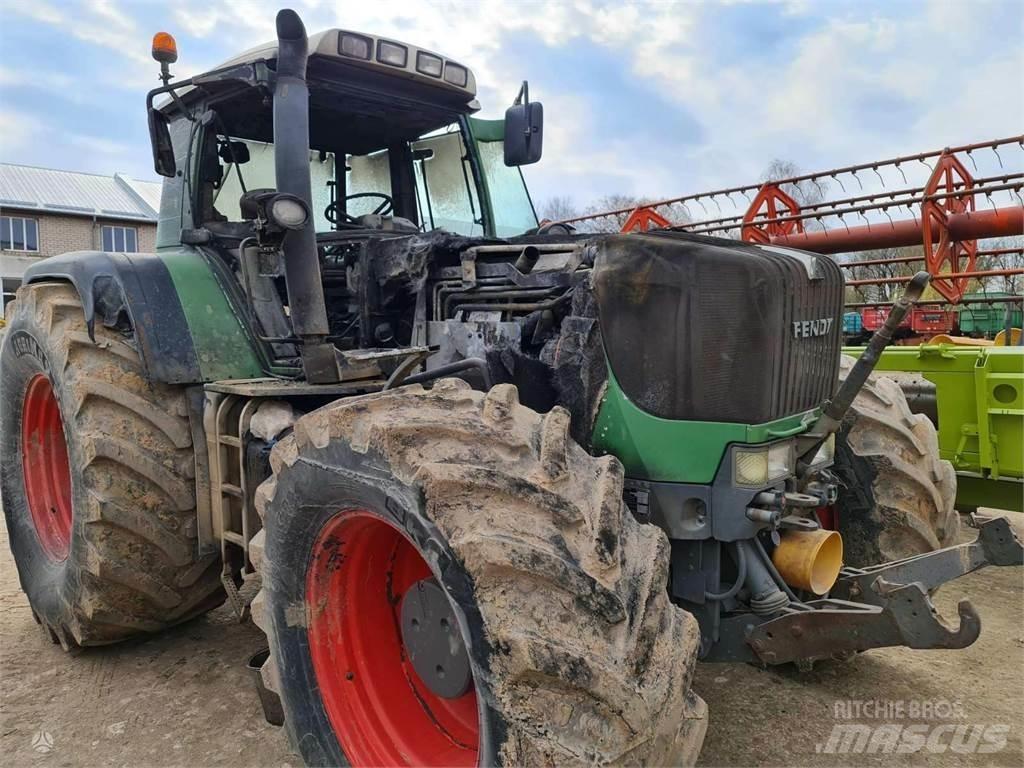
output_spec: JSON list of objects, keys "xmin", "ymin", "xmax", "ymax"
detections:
[
  {"xmin": 760, "ymin": 158, "xmax": 828, "ymax": 208},
  {"xmin": 538, "ymin": 196, "xmax": 578, "ymax": 223},
  {"xmin": 974, "ymin": 236, "xmax": 1024, "ymax": 295},
  {"xmin": 840, "ymin": 246, "xmax": 918, "ymax": 305},
  {"xmin": 578, "ymin": 194, "xmax": 656, "ymax": 233}
]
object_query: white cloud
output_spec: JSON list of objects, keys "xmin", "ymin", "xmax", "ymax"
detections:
[
  {"xmin": 2, "ymin": 0, "xmax": 150, "ymax": 65},
  {"xmin": 68, "ymin": 133, "xmax": 132, "ymax": 156},
  {"xmin": 2, "ymin": 0, "xmax": 1021, "ymax": 209},
  {"xmin": 0, "ymin": 110, "xmax": 44, "ymax": 154}
]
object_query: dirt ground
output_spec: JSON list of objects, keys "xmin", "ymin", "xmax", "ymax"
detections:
[{"xmin": 1, "ymin": 514, "xmax": 1021, "ymax": 767}]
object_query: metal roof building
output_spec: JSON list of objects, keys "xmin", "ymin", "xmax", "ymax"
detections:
[
  {"xmin": 1, "ymin": 164, "xmax": 163, "ymax": 303},
  {"xmin": 0, "ymin": 163, "xmax": 161, "ymax": 221}
]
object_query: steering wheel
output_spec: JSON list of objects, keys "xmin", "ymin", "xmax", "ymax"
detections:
[{"xmin": 324, "ymin": 193, "xmax": 394, "ymax": 226}]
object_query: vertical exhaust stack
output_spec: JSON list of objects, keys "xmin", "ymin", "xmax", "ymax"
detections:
[{"xmin": 273, "ymin": 9, "xmax": 340, "ymax": 382}]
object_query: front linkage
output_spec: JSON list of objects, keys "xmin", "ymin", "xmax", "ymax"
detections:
[{"xmin": 709, "ymin": 515, "xmax": 1022, "ymax": 664}]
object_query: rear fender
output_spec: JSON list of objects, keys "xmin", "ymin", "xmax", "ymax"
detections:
[{"xmin": 23, "ymin": 249, "xmax": 264, "ymax": 384}]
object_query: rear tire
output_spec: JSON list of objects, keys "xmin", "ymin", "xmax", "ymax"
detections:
[
  {"xmin": 251, "ymin": 379, "xmax": 707, "ymax": 766},
  {"xmin": 832, "ymin": 355, "xmax": 959, "ymax": 566},
  {"xmin": 0, "ymin": 283, "xmax": 223, "ymax": 648}
]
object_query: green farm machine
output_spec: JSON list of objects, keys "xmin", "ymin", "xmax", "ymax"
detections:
[{"xmin": 3, "ymin": 9, "xmax": 1021, "ymax": 766}]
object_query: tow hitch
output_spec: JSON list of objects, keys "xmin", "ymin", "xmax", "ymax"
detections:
[{"xmin": 708, "ymin": 516, "xmax": 1023, "ymax": 664}]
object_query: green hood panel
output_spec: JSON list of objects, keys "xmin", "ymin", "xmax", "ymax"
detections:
[
  {"xmin": 592, "ymin": 369, "xmax": 819, "ymax": 483},
  {"xmin": 159, "ymin": 249, "xmax": 264, "ymax": 381}
]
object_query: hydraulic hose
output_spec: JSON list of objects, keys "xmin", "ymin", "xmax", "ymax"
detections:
[
  {"xmin": 704, "ymin": 541, "xmax": 747, "ymax": 601},
  {"xmin": 752, "ymin": 536, "xmax": 799, "ymax": 603}
]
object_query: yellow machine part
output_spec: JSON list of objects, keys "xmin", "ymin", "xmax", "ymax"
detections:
[
  {"xmin": 994, "ymin": 328, "xmax": 1022, "ymax": 346},
  {"xmin": 772, "ymin": 529, "xmax": 843, "ymax": 595},
  {"xmin": 926, "ymin": 329, "xmax": 1022, "ymax": 346},
  {"xmin": 928, "ymin": 334, "xmax": 994, "ymax": 346}
]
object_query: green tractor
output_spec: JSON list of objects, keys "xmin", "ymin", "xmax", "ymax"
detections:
[{"xmin": 2, "ymin": 9, "xmax": 1020, "ymax": 767}]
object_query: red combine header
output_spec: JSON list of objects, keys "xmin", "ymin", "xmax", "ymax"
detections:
[{"xmin": 558, "ymin": 135, "xmax": 1024, "ymax": 306}]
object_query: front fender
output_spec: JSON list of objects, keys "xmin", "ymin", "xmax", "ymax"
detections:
[{"xmin": 24, "ymin": 248, "xmax": 263, "ymax": 384}]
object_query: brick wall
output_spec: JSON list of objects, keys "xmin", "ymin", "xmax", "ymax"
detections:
[{"xmin": 1, "ymin": 209, "xmax": 158, "ymax": 267}]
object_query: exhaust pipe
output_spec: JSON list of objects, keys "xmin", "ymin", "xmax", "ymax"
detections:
[{"xmin": 273, "ymin": 9, "xmax": 339, "ymax": 382}]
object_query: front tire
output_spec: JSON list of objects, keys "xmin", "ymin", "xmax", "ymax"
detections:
[
  {"xmin": 251, "ymin": 379, "xmax": 707, "ymax": 766},
  {"xmin": 0, "ymin": 283, "xmax": 223, "ymax": 648},
  {"xmin": 832, "ymin": 355, "xmax": 959, "ymax": 566}
]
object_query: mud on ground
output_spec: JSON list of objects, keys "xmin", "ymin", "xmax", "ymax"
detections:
[{"xmin": 1, "ymin": 514, "xmax": 1022, "ymax": 767}]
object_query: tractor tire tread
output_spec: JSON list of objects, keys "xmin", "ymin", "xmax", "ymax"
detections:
[
  {"xmin": 254, "ymin": 379, "xmax": 707, "ymax": 766},
  {"xmin": 833, "ymin": 355, "xmax": 959, "ymax": 566}
]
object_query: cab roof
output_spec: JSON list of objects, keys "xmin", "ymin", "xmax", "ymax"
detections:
[{"xmin": 215, "ymin": 27, "xmax": 477, "ymax": 102}]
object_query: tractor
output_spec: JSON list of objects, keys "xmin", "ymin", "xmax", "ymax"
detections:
[{"xmin": 2, "ymin": 9, "xmax": 1021, "ymax": 767}]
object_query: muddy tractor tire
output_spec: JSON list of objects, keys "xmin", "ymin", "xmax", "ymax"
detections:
[
  {"xmin": 0, "ymin": 283, "xmax": 223, "ymax": 649},
  {"xmin": 832, "ymin": 355, "xmax": 959, "ymax": 567},
  {"xmin": 250, "ymin": 379, "xmax": 707, "ymax": 767}
]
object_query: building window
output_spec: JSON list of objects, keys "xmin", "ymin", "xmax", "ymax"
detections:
[
  {"xmin": 1, "ymin": 216, "xmax": 39, "ymax": 252},
  {"xmin": 101, "ymin": 225, "xmax": 138, "ymax": 253}
]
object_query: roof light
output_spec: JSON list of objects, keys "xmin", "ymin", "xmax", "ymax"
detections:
[
  {"xmin": 443, "ymin": 62, "xmax": 468, "ymax": 88},
  {"xmin": 416, "ymin": 51, "xmax": 443, "ymax": 78},
  {"xmin": 377, "ymin": 40, "xmax": 408, "ymax": 68},
  {"xmin": 339, "ymin": 33, "xmax": 371, "ymax": 60},
  {"xmin": 151, "ymin": 32, "xmax": 178, "ymax": 64}
]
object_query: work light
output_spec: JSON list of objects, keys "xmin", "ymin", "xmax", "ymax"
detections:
[
  {"xmin": 416, "ymin": 51, "xmax": 443, "ymax": 78},
  {"xmin": 339, "ymin": 33, "xmax": 371, "ymax": 60},
  {"xmin": 734, "ymin": 442, "xmax": 794, "ymax": 488},
  {"xmin": 377, "ymin": 40, "xmax": 408, "ymax": 67},
  {"xmin": 268, "ymin": 194, "xmax": 310, "ymax": 230},
  {"xmin": 809, "ymin": 434, "xmax": 836, "ymax": 467},
  {"xmin": 444, "ymin": 63, "xmax": 468, "ymax": 87}
]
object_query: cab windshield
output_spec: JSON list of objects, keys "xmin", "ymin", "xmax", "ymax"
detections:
[{"xmin": 209, "ymin": 122, "xmax": 536, "ymax": 238}]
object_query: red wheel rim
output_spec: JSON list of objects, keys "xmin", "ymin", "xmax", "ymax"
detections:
[
  {"xmin": 306, "ymin": 510, "xmax": 480, "ymax": 767},
  {"xmin": 21, "ymin": 374, "xmax": 73, "ymax": 562}
]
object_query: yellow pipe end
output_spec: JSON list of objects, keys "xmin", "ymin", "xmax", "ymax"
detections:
[
  {"xmin": 994, "ymin": 328, "xmax": 1022, "ymax": 346},
  {"xmin": 772, "ymin": 529, "xmax": 843, "ymax": 595},
  {"xmin": 928, "ymin": 334, "xmax": 994, "ymax": 347}
]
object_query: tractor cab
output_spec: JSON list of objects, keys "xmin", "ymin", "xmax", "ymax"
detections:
[
  {"xmin": 148, "ymin": 27, "xmax": 540, "ymax": 245},
  {"xmin": 146, "ymin": 14, "xmax": 546, "ymax": 384}
]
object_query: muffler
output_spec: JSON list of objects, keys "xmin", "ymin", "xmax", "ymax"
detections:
[{"xmin": 273, "ymin": 9, "xmax": 340, "ymax": 382}]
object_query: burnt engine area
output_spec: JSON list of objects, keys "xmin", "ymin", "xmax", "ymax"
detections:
[{"xmin": 311, "ymin": 230, "xmax": 594, "ymax": 412}]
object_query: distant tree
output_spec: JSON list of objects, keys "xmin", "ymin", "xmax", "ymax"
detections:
[
  {"xmin": 760, "ymin": 158, "xmax": 828, "ymax": 208},
  {"xmin": 577, "ymin": 194, "xmax": 660, "ymax": 233},
  {"xmin": 974, "ymin": 236, "xmax": 1024, "ymax": 295},
  {"xmin": 840, "ymin": 246, "xmax": 918, "ymax": 305},
  {"xmin": 538, "ymin": 195, "xmax": 578, "ymax": 223}
]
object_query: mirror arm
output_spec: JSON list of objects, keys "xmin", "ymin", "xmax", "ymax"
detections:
[
  {"xmin": 146, "ymin": 78, "xmax": 197, "ymax": 123},
  {"xmin": 513, "ymin": 80, "xmax": 529, "ymax": 106}
]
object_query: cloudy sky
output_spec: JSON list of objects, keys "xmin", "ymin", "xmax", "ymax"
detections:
[{"xmin": 1, "ymin": 0, "xmax": 1021, "ymax": 212}]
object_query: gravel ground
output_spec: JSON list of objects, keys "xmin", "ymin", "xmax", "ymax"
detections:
[{"xmin": 1, "ymin": 513, "xmax": 1021, "ymax": 767}]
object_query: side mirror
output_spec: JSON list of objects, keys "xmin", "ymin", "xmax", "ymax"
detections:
[
  {"xmin": 504, "ymin": 81, "xmax": 543, "ymax": 166},
  {"xmin": 148, "ymin": 108, "xmax": 176, "ymax": 177}
]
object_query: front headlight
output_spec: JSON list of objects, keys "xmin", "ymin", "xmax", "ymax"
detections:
[
  {"xmin": 734, "ymin": 441, "xmax": 794, "ymax": 487},
  {"xmin": 810, "ymin": 434, "xmax": 836, "ymax": 467}
]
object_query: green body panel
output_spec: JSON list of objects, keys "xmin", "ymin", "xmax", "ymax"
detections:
[
  {"xmin": 592, "ymin": 369, "xmax": 819, "ymax": 483},
  {"xmin": 845, "ymin": 344, "xmax": 1023, "ymax": 512},
  {"xmin": 467, "ymin": 117, "xmax": 505, "ymax": 142},
  {"xmin": 159, "ymin": 248, "xmax": 264, "ymax": 381}
]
